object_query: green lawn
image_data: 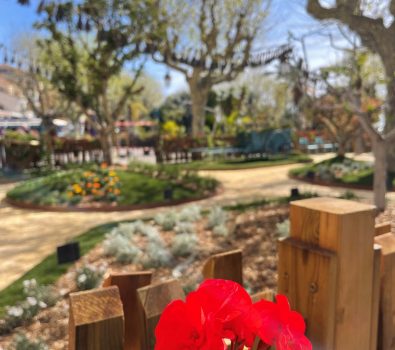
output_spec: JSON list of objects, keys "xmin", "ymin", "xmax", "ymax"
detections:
[{"xmin": 175, "ymin": 153, "xmax": 312, "ymax": 171}]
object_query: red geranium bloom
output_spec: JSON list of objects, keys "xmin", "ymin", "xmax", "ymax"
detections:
[
  {"xmin": 189, "ymin": 279, "xmax": 258, "ymax": 347},
  {"xmin": 254, "ymin": 294, "xmax": 312, "ymax": 350},
  {"xmin": 154, "ymin": 299, "xmax": 225, "ymax": 350}
]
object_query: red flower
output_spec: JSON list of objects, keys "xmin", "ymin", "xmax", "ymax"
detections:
[
  {"xmin": 254, "ymin": 295, "xmax": 312, "ymax": 350},
  {"xmin": 155, "ymin": 280, "xmax": 311, "ymax": 350},
  {"xmin": 189, "ymin": 279, "xmax": 257, "ymax": 347},
  {"xmin": 155, "ymin": 299, "xmax": 225, "ymax": 350}
]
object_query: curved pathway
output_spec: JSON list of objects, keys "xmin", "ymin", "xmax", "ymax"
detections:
[{"xmin": 0, "ymin": 153, "xmax": 387, "ymax": 290}]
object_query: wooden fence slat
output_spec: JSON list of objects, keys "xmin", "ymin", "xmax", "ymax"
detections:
[
  {"xmin": 278, "ymin": 237, "xmax": 338, "ymax": 349},
  {"xmin": 137, "ymin": 279, "xmax": 185, "ymax": 349},
  {"xmin": 288, "ymin": 197, "xmax": 376, "ymax": 350},
  {"xmin": 374, "ymin": 233, "xmax": 395, "ymax": 350},
  {"xmin": 102, "ymin": 272, "xmax": 152, "ymax": 350},
  {"xmin": 375, "ymin": 222, "xmax": 391, "ymax": 237},
  {"xmin": 69, "ymin": 286, "xmax": 124, "ymax": 350},
  {"xmin": 370, "ymin": 244, "xmax": 382, "ymax": 350},
  {"xmin": 202, "ymin": 249, "xmax": 243, "ymax": 285}
]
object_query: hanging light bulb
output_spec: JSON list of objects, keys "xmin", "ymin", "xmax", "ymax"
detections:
[{"xmin": 164, "ymin": 70, "xmax": 171, "ymax": 88}]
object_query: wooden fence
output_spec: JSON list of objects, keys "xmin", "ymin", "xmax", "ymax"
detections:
[{"xmin": 67, "ymin": 197, "xmax": 395, "ymax": 350}]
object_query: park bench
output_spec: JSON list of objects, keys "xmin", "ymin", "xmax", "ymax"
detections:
[{"xmin": 190, "ymin": 128, "xmax": 292, "ymax": 160}]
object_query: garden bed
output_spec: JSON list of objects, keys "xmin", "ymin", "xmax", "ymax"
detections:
[
  {"xmin": 0, "ymin": 203, "xmax": 289, "ymax": 349},
  {"xmin": 289, "ymin": 156, "xmax": 394, "ymax": 190},
  {"xmin": 6, "ymin": 164, "xmax": 219, "ymax": 211}
]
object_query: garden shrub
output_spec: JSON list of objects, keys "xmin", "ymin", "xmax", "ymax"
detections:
[
  {"xmin": 207, "ymin": 206, "xmax": 228, "ymax": 229},
  {"xmin": 8, "ymin": 333, "xmax": 48, "ymax": 350},
  {"xmin": 175, "ymin": 222, "xmax": 195, "ymax": 235},
  {"xmin": 276, "ymin": 219, "xmax": 290, "ymax": 238},
  {"xmin": 212, "ymin": 224, "xmax": 229, "ymax": 237},
  {"xmin": 171, "ymin": 234, "xmax": 198, "ymax": 257},
  {"xmin": 75, "ymin": 265, "xmax": 105, "ymax": 291},
  {"xmin": 178, "ymin": 205, "xmax": 201, "ymax": 222},
  {"xmin": 0, "ymin": 280, "xmax": 59, "ymax": 335}
]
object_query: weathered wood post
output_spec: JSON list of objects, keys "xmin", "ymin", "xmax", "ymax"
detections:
[
  {"xmin": 374, "ymin": 232, "xmax": 395, "ymax": 349},
  {"xmin": 68, "ymin": 286, "xmax": 124, "ymax": 350},
  {"xmin": 102, "ymin": 272, "xmax": 152, "ymax": 350},
  {"xmin": 137, "ymin": 279, "xmax": 185, "ymax": 350},
  {"xmin": 202, "ymin": 249, "xmax": 243, "ymax": 285},
  {"xmin": 278, "ymin": 197, "xmax": 377, "ymax": 350}
]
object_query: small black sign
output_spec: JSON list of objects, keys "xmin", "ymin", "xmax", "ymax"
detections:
[{"xmin": 57, "ymin": 242, "xmax": 80, "ymax": 264}]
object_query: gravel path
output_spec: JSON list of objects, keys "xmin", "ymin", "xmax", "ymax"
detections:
[{"xmin": 0, "ymin": 153, "xmax": 392, "ymax": 290}]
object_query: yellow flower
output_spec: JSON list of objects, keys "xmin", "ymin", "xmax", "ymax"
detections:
[
  {"xmin": 72, "ymin": 184, "xmax": 82, "ymax": 194},
  {"xmin": 94, "ymin": 177, "xmax": 100, "ymax": 183},
  {"xmin": 109, "ymin": 171, "xmax": 117, "ymax": 177}
]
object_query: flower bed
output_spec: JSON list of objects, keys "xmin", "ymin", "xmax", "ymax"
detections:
[
  {"xmin": 289, "ymin": 156, "xmax": 387, "ymax": 189},
  {"xmin": 0, "ymin": 203, "xmax": 289, "ymax": 349},
  {"xmin": 6, "ymin": 163, "xmax": 219, "ymax": 210}
]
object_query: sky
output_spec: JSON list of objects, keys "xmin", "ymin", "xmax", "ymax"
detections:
[{"xmin": 0, "ymin": 0, "xmax": 356, "ymax": 96}]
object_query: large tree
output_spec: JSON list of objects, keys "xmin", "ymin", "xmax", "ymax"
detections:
[
  {"xmin": 307, "ymin": 0, "xmax": 395, "ymax": 209},
  {"xmin": 3, "ymin": 39, "xmax": 74, "ymax": 166},
  {"xmin": 145, "ymin": 0, "xmax": 289, "ymax": 136},
  {"xmin": 34, "ymin": 0, "xmax": 150, "ymax": 164}
]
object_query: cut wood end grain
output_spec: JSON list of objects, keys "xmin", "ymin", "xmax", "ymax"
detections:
[
  {"xmin": 69, "ymin": 286, "xmax": 123, "ymax": 326},
  {"xmin": 290, "ymin": 197, "xmax": 376, "ymax": 215}
]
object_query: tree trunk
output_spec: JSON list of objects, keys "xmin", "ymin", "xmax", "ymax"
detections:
[
  {"xmin": 385, "ymin": 76, "xmax": 395, "ymax": 172},
  {"xmin": 372, "ymin": 139, "xmax": 387, "ymax": 211},
  {"xmin": 337, "ymin": 139, "xmax": 347, "ymax": 157},
  {"xmin": 189, "ymin": 80, "xmax": 210, "ymax": 137},
  {"xmin": 99, "ymin": 129, "xmax": 113, "ymax": 165}
]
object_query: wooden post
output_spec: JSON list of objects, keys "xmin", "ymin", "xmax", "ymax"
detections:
[
  {"xmin": 103, "ymin": 272, "xmax": 152, "ymax": 350},
  {"xmin": 370, "ymin": 244, "xmax": 382, "ymax": 350},
  {"xmin": 374, "ymin": 233, "xmax": 395, "ymax": 350},
  {"xmin": 375, "ymin": 222, "xmax": 391, "ymax": 237},
  {"xmin": 202, "ymin": 249, "xmax": 243, "ymax": 285},
  {"xmin": 278, "ymin": 237, "xmax": 338, "ymax": 348},
  {"xmin": 137, "ymin": 279, "xmax": 185, "ymax": 350},
  {"xmin": 69, "ymin": 286, "xmax": 124, "ymax": 350},
  {"xmin": 280, "ymin": 197, "xmax": 376, "ymax": 350}
]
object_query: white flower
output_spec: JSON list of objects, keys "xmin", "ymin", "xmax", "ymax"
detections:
[
  {"xmin": 77, "ymin": 274, "xmax": 87, "ymax": 284},
  {"xmin": 7, "ymin": 306, "xmax": 23, "ymax": 317},
  {"xmin": 27, "ymin": 297, "xmax": 38, "ymax": 306},
  {"xmin": 38, "ymin": 301, "xmax": 47, "ymax": 308},
  {"xmin": 23, "ymin": 279, "xmax": 37, "ymax": 289}
]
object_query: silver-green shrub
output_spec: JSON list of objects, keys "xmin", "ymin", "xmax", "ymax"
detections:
[
  {"xmin": 154, "ymin": 211, "xmax": 179, "ymax": 231},
  {"xmin": 207, "ymin": 206, "xmax": 228, "ymax": 229},
  {"xmin": 213, "ymin": 224, "xmax": 229, "ymax": 237},
  {"xmin": 75, "ymin": 265, "xmax": 105, "ymax": 291},
  {"xmin": 171, "ymin": 234, "xmax": 198, "ymax": 257},
  {"xmin": 175, "ymin": 222, "xmax": 195, "ymax": 235},
  {"xmin": 178, "ymin": 205, "xmax": 201, "ymax": 222},
  {"xmin": 0, "ymin": 280, "xmax": 59, "ymax": 335},
  {"xmin": 276, "ymin": 219, "xmax": 290, "ymax": 238},
  {"xmin": 8, "ymin": 333, "xmax": 48, "ymax": 350},
  {"xmin": 143, "ymin": 242, "xmax": 172, "ymax": 267}
]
